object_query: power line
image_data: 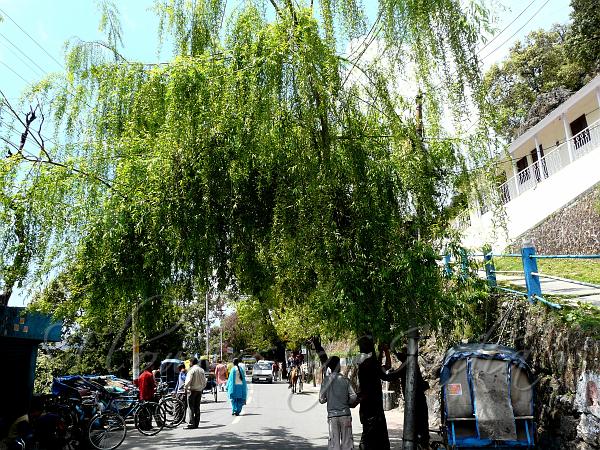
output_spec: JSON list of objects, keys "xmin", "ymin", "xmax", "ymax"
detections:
[
  {"xmin": 480, "ymin": 0, "xmax": 553, "ymax": 61},
  {"xmin": 0, "ymin": 59, "xmax": 33, "ymax": 86},
  {"xmin": 477, "ymin": 0, "xmax": 539, "ymax": 56},
  {"xmin": 0, "ymin": 44, "xmax": 45, "ymax": 82},
  {"xmin": 0, "ymin": 44, "xmax": 44, "ymax": 80},
  {"xmin": 0, "ymin": 31, "xmax": 48, "ymax": 76},
  {"xmin": 0, "ymin": 6, "xmax": 64, "ymax": 69}
]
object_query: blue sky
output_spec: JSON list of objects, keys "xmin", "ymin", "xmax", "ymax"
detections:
[
  {"xmin": 1, "ymin": 0, "xmax": 572, "ymax": 306},
  {"xmin": 0, "ymin": 0, "xmax": 572, "ymax": 99}
]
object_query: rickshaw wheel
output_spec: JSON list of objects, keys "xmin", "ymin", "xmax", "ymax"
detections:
[
  {"xmin": 87, "ymin": 411, "xmax": 126, "ymax": 450},
  {"xmin": 134, "ymin": 402, "xmax": 166, "ymax": 436}
]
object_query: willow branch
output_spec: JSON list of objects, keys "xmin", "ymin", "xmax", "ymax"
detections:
[
  {"xmin": 1, "ymin": 91, "xmax": 127, "ymax": 199},
  {"xmin": 19, "ymin": 151, "xmax": 127, "ymax": 198},
  {"xmin": 268, "ymin": 0, "xmax": 283, "ymax": 20}
]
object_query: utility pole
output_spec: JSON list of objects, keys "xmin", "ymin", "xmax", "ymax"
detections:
[
  {"xmin": 132, "ymin": 297, "xmax": 140, "ymax": 381},
  {"xmin": 218, "ymin": 303, "xmax": 224, "ymax": 361},
  {"xmin": 403, "ymin": 327, "xmax": 419, "ymax": 450},
  {"xmin": 402, "ymin": 91, "xmax": 424, "ymax": 450}
]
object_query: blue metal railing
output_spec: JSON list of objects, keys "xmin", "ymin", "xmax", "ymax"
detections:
[
  {"xmin": 443, "ymin": 247, "xmax": 600, "ymax": 310},
  {"xmin": 530, "ymin": 254, "xmax": 600, "ymax": 259}
]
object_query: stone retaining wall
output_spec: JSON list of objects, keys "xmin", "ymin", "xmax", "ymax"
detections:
[{"xmin": 509, "ymin": 184, "xmax": 600, "ymax": 253}]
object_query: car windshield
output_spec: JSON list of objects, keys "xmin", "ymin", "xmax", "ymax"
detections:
[{"xmin": 253, "ymin": 362, "xmax": 272, "ymax": 370}]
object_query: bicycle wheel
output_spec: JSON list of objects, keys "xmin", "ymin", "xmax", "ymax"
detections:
[
  {"xmin": 160, "ymin": 397, "xmax": 185, "ymax": 428},
  {"xmin": 87, "ymin": 412, "xmax": 126, "ymax": 450},
  {"xmin": 134, "ymin": 402, "xmax": 166, "ymax": 436}
]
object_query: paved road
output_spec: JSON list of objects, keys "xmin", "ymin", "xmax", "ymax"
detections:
[{"xmin": 120, "ymin": 378, "xmax": 404, "ymax": 449}]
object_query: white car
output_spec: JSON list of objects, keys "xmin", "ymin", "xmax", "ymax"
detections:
[{"xmin": 252, "ymin": 360, "xmax": 274, "ymax": 383}]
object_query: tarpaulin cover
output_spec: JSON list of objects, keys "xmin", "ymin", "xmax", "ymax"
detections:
[
  {"xmin": 445, "ymin": 359, "xmax": 473, "ymax": 419},
  {"xmin": 471, "ymin": 358, "xmax": 517, "ymax": 440},
  {"xmin": 441, "ymin": 343, "xmax": 535, "ymax": 448}
]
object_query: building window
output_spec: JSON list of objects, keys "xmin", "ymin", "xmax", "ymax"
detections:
[
  {"xmin": 570, "ymin": 114, "xmax": 591, "ymax": 150},
  {"xmin": 516, "ymin": 156, "xmax": 529, "ymax": 184}
]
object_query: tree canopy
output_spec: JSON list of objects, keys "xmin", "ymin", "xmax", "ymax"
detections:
[
  {"xmin": 484, "ymin": 0, "xmax": 600, "ymax": 141},
  {"xmin": 1, "ymin": 0, "xmax": 492, "ymax": 368}
]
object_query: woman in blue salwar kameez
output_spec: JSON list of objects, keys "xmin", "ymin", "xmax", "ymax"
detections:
[{"xmin": 226, "ymin": 358, "xmax": 248, "ymax": 416}]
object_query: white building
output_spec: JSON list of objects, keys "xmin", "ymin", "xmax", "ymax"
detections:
[{"xmin": 461, "ymin": 74, "xmax": 600, "ymax": 251}]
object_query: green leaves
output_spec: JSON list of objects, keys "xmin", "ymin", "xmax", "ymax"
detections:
[{"xmin": 4, "ymin": 0, "xmax": 493, "ymax": 351}]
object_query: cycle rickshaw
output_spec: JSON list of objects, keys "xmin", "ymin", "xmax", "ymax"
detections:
[
  {"xmin": 200, "ymin": 360, "xmax": 218, "ymax": 402},
  {"xmin": 437, "ymin": 343, "xmax": 535, "ymax": 449}
]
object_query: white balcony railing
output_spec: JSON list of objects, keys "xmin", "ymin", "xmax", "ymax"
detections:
[{"xmin": 498, "ymin": 119, "xmax": 600, "ymax": 204}]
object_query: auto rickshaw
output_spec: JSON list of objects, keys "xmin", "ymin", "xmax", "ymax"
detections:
[{"xmin": 439, "ymin": 343, "xmax": 535, "ymax": 449}]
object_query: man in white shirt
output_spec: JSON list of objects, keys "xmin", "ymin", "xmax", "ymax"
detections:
[{"xmin": 184, "ymin": 357, "xmax": 207, "ymax": 429}]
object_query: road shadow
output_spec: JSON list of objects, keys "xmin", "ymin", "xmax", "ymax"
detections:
[
  {"xmin": 126, "ymin": 427, "xmax": 326, "ymax": 449},
  {"xmin": 352, "ymin": 431, "xmax": 404, "ymax": 449}
]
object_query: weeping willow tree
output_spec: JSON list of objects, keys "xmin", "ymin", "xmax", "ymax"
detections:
[{"xmin": 1, "ymin": 0, "xmax": 494, "ymax": 355}]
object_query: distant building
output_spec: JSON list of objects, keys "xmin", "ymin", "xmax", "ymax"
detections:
[{"xmin": 460, "ymin": 74, "xmax": 600, "ymax": 251}]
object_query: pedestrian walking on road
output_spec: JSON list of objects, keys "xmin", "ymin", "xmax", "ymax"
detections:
[
  {"xmin": 312, "ymin": 335, "xmax": 402, "ymax": 450},
  {"xmin": 184, "ymin": 357, "xmax": 207, "ymax": 429},
  {"xmin": 226, "ymin": 358, "xmax": 247, "ymax": 416},
  {"xmin": 215, "ymin": 360, "xmax": 228, "ymax": 392},
  {"xmin": 319, "ymin": 356, "xmax": 357, "ymax": 450}
]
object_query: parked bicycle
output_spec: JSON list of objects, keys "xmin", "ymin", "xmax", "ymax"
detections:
[
  {"xmin": 156, "ymin": 382, "xmax": 185, "ymax": 428},
  {"xmin": 87, "ymin": 391, "xmax": 167, "ymax": 450}
]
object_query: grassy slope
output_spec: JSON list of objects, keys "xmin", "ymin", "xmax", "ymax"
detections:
[
  {"xmin": 491, "ymin": 257, "xmax": 600, "ymax": 335},
  {"xmin": 493, "ymin": 257, "xmax": 600, "ymax": 285}
]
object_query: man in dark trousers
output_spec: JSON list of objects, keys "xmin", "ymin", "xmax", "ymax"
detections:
[
  {"xmin": 355, "ymin": 335, "xmax": 404, "ymax": 450},
  {"xmin": 184, "ymin": 358, "xmax": 206, "ymax": 429},
  {"xmin": 137, "ymin": 361, "xmax": 158, "ymax": 430}
]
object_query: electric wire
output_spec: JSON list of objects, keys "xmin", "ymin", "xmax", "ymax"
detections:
[
  {"xmin": 480, "ymin": 0, "xmax": 553, "ymax": 61},
  {"xmin": 0, "ymin": 31, "xmax": 49, "ymax": 76},
  {"xmin": 476, "ymin": 0, "xmax": 539, "ymax": 56},
  {"xmin": 0, "ymin": 6, "xmax": 64, "ymax": 69},
  {"xmin": 0, "ymin": 59, "xmax": 33, "ymax": 86},
  {"xmin": 0, "ymin": 38, "xmax": 46, "ymax": 79}
]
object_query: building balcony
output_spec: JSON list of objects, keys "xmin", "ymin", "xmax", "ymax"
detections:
[
  {"xmin": 459, "ymin": 75, "xmax": 600, "ymax": 251},
  {"xmin": 499, "ymin": 118, "xmax": 600, "ymax": 204}
]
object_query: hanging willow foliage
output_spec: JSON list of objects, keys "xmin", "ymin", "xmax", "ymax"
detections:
[{"xmin": 3, "ymin": 0, "xmax": 493, "ymax": 344}]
